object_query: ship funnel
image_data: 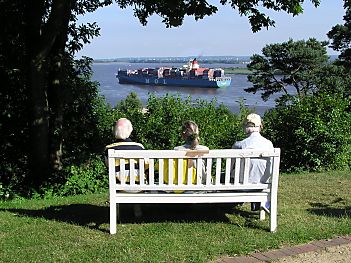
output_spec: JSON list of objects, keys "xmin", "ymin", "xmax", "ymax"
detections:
[{"xmin": 192, "ymin": 58, "xmax": 199, "ymax": 69}]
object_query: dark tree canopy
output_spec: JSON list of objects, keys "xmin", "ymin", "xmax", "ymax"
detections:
[
  {"xmin": 246, "ymin": 38, "xmax": 329, "ymax": 103},
  {"xmin": 116, "ymin": 0, "xmax": 321, "ymax": 32},
  {"xmin": 328, "ymin": 0, "xmax": 351, "ymax": 67}
]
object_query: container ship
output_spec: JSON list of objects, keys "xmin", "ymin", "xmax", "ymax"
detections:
[{"xmin": 116, "ymin": 58, "xmax": 231, "ymax": 88}]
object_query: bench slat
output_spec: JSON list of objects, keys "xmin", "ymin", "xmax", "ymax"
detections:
[
  {"xmin": 130, "ymin": 159, "xmax": 136, "ymax": 185},
  {"xmin": 215, "ymin": 158, "xmax": 221, "ymax": 185},
  {"xmin": 159, "ymin": 159, "xmax": 164, "ymax": 185},
  {"xmin": 108, "ymin": 149, "xmax": 280, "ymax": 158},
  {"xmin": 178, "ymin": 158, "xmax": 183, "ymax": 185},
  {"xmin": 149, "ymin": 159, "xmax": 155, "ymax": 185},
  {"xmin": 120, "ymin": 159, "xmax": 126, "ymax": 184},
  {"xmin": 114, "ymin": 184, "xmax": 269, "ymax": 191},
  {"xmin": 168, "ymin": 158, "xmax": 174, "ymax": 185},
  {"xmin": 206, "ymin": 158, "xmax": 212, "ymax": 185},
  {"xmin": 139, "ymin": 159, "xmax": 145, "ymax": 185},
  {"xmin": 225, "ymin": 158, "xmax": 231, "ymax": 185},
  {"xmin": 243, "ymin": 158, "xmax": 250, "ymax": 184},
  {"xmin": 114, "ymin": 192, "xmax": 268, "ymax": 204},
  {"xmin": 196, "ymin": 158, "xmax": 202, "ymax": 184},
  {"xmin": 187, "ymin": 159, "xmax": 193, "ymax": 185},
  {"xmin": 233, "ymin": 157, "xmax": 240, "ymax": 185}
]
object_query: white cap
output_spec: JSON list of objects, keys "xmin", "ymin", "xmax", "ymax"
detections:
[{"xmin": 245, "ymin": 113, "xmax": 262, "ymax": 127}]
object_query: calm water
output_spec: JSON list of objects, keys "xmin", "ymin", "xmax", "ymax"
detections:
[{"xmin": 92, "ymin": 62, "xmax": 280, "ymax": 115}]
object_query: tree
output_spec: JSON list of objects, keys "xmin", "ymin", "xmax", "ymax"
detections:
[
  {"xmin": 328, "ymin": 0, "xmax": 351, "ymax": 67},
  {"xmin": 1, "ymin": 0, "xmax": 322, "ymax": 189},
  {"xmin": 245, "ymin": 38, "xmax": 329, "ymax": 104},
  {"xmin": 264, "ymin": 92, "xmax": 351, "ymax": 172},
  {"xmin": 117, "ymin": 0, "xmax": 320, "ymax": 32}
]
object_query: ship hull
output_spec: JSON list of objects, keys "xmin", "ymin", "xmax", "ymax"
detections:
[{"xmin": 117, "ymin": 75, "xmax": 231, "ymax": 88}]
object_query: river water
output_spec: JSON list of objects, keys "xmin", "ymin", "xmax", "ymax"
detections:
[{"xmin": 92, "ymin": 62, "xmax": 280, "ymax": 115}]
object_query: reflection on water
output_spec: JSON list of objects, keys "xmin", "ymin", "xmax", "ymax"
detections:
[{"xmin": 92, "ymin": 62, "xmax": 280, "ymax": 115}]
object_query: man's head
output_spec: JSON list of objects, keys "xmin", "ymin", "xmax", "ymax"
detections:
[
  {"xmin": 244, "ymin": 113, "xmax": 262, "ymax": 134},
  {"xmin": 113, "ymin": 118, "xmax": 133, "ymax": 139}
]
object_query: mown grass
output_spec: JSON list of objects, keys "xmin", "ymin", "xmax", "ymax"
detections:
[{"xmin": 0, "ymin": 171, "xmax": 350, "ymax": 263}]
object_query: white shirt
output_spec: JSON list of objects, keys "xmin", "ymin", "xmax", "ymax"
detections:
[
  {"xmin": 232, "ymin": 132, "xmax": 274, "ymax": 183},
  {"xmin": 233, "ymin": 132, "xmax": 273, "ymax": 150}
]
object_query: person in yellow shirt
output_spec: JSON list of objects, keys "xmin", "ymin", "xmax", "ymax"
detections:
[
  {"xmin": 162, "ymin": 121, "xmax": 209, "ymax": 190},
  {"xmin": 174, "ymin": 120, "xmax": 209, "ymax": 152}
]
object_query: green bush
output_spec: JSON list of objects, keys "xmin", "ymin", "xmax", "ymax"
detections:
[
  {"xmin": 59, "ymin": 157, "xmax": 108, "ymax": 196},
  {"xmin": 138, "ymin": 94, "xmax": 193, "ymax": 149},
  {"xmin": 264, "ymin": 93, "xmax": 351, "ymax": 172},
  {"xmin": 118, "ymin": 93, "xmax": 244, "ymax": 150}
]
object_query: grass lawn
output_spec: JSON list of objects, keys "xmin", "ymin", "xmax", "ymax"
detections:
[{"xmin": 1, "ymin": 171, "xmax": 350, "ymax": 263}]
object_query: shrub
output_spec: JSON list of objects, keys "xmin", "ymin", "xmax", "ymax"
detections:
[
  {"xmin": 264, "ymin": 93, "xmax": 351, "ymax": 172},
  {"xmin": 58, "ymin": 157, "xmax": 108, "ymax": 196},
  {"xmin": 122, "ymin": 93, "xmax": 245, "ymax": 150},
  {"xmin": 186, "ymin": 99, "xmax": 243, "ymax": 149},
  {"xmin": 138, "ymin": 94, "xmax": 193, "ymax": 149}
]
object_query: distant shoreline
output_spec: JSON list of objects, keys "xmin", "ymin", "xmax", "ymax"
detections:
[
  {"xmin": 224, "ymin": 67, "xmax": 251, "ymax": 75},
  {"xmin": 92, "ymin": 59, "xmax": 253, "ymax": 75},
  {"xmin": 92, "ymin": 57, "xmax": 251, "ymax": 65},
  {"xmin": 91, "ymin": 54, "xmax": 338, "ymax": 65}
]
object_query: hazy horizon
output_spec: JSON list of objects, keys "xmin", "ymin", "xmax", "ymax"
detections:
[{"xmin": 91, "ymin": 54, "xmax": 339, "ymax": 61}]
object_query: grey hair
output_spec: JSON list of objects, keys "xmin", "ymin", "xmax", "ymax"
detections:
[
  {"xmin": 182, "ymin": 120, "xmax": 200, "ymax": 150},
  {"xmin": 245, "ymin": 123, "xmax": 261, "ymax": 134},
  {"xmin": 113, "ymin": 118, "xmax": 133, "ymax": 139}
]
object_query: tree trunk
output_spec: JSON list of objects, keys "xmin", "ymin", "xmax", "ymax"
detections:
[
  {"xmin": 28, "ymin": 58, "xmax": 50, "ymax": 185},
  {"xmin": 24, "ymin": 0, "xmax": 73, "ymax": 187},
  {"xmin": 48, "ymin": 3, "xmax": 72, "ymax": 172},
  {"xmin": 49, "ymin": 56, "xmax": 66, "ymax": 171}
]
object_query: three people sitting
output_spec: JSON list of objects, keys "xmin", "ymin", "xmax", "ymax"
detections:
[{"xmin": 106, "ymin": 115, "xmax": 273, "ymax": 210}]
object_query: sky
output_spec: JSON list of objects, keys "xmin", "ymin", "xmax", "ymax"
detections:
[{"xmin": 76, "ymin": 0, "xmax": 346, "ymax": 59}]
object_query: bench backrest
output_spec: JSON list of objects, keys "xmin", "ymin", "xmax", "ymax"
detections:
[{"xmin": 108, "ymin": 148, "xmax": 280, "ymax": 193}]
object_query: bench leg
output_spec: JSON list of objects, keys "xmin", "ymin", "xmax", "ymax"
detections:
[
  {"xmin": 110, "ymin": 202, "xmax": 117, "ymax": 234},
  {"xmin": 270, "ymin": 199, "xmax": 277, "ymax": 232}
]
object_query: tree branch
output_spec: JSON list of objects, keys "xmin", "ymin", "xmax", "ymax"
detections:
[{"xmin": 33, "ymin": 0, "xmax": 73, "ymax": 65}]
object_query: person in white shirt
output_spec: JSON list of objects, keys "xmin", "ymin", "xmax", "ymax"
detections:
[{"xmin": 232, "ymin": 113, "xmax": 274, "ymax": 210}]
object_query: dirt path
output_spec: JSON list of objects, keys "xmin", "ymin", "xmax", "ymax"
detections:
[
  {"xmin": 214, "ymin": 236, "xmax": 351, "ymax": 263},
  {"xmin": 273, "ymin": 242, "xmax": 351, "ymax": 263}
]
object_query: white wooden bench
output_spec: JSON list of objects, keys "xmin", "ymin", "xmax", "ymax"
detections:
[{"xmin": 108, "ymin": 148, "xmax": 281, "ymax": 234}]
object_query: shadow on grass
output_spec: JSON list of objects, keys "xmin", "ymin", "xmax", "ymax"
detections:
[
  {"xmin": 308, "ymin": 198, "xmax": 351, "ymax": 218},
  {"xmin": 0, "ymin": 203, "xmax": 267, "ymax": 233},
  {"xmin": 1, "ymin": 204, "xmax": 110, "ymax": 232},
  {"xmin": 120, "ymin": 203, "xmax": 234, "ymax": 223}
]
